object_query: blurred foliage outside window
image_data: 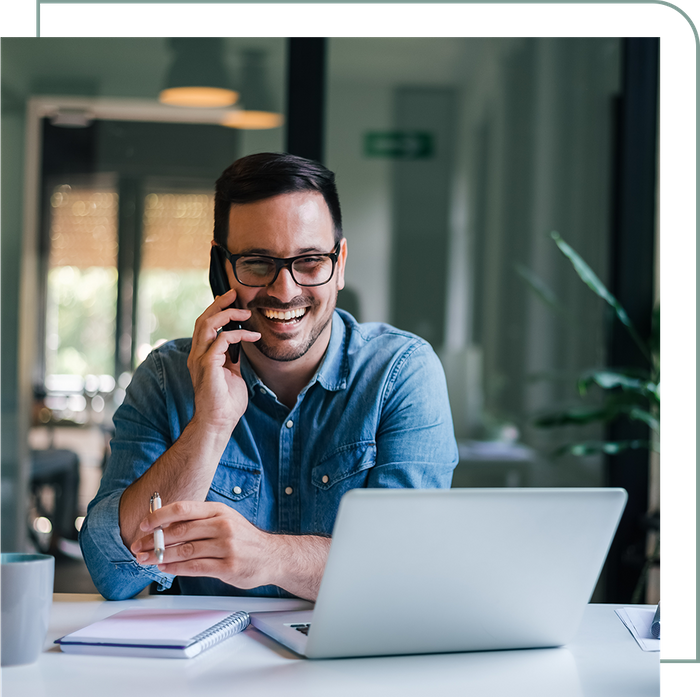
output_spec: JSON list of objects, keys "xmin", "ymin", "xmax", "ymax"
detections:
[
  {"xmin": 135, "ymin": 190, "xmax": 215, "ymax": 366},
  {"xmin": 46, "ymin": 185, "xmax": 119, "ymax": 380},
  {"xmin": 46, "ymin": 266, "xmax": 118, "ymax": 377},
  {"xmin": 46, "ymin": 185, "xmax": 215, "ymax": 386}
]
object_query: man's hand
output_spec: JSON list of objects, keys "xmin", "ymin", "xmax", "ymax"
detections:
[
  {"xmin": 131, "ymin": 501, "xmax": 331, "ymax": 601},
  {"xmin": 187, "ymin": 288, "xmax": 260, "ymax": 434},
  {"xmin": 117, "ymin": 290, "xmax": 260, "ymax": 550},
  {"xmin": 132, "ymin": 501, "xmax": 278, "ymax": 590}
]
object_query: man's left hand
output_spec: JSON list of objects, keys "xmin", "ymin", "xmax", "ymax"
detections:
[{"xmin": 131, "ymin": 501, "xmax": 281, "ymax": 590}]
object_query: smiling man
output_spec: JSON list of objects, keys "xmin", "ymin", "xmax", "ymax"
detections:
[{"xmin": 80, "ymin": 153, "xmax": 458, "ymax": 601}]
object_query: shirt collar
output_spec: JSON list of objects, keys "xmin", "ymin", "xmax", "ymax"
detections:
[
  {"xmin": 314, "ymin": 310, "xmax": 348, "ymax": 392},
  {"xmin": 239, "ymin": 351, "xmax": 263, "ymax": 396}
]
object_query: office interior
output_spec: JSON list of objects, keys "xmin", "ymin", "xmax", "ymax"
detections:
[{"xmin": 1, "ymin": 38, "xmax": 659, "ymax": 605}]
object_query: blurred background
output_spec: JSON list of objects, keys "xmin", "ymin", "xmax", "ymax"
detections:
[{"xmin": 1, "ymin": 37, "xmax": 658, "ymax": 603}]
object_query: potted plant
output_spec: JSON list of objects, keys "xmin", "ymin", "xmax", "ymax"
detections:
[{"xmin": 517, "ymin": 232, "xmax": 663, "ymax": 602}]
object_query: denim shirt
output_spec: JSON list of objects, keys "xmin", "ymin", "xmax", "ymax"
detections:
[{"xmin": 80, "ymin": 310, "xmax": 458, "ymax": 600}]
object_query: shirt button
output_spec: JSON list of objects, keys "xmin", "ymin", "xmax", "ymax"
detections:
[
  {"xmin": 233, "ymin": 486, "xmax": 242, "ymax": 495},
  {"xmin": 259, "ymin": 388, "xmax": 266, "ymax": 395},
  {"xmin": 286, "ymin": 420, "xmax": 293, "ymax": 428},
  {"xmin": 322, "ymin": 475, "xmax": 329, "ymax": 484},
  {"xmin": 285, "ymin": 487, "xmax": 293, "ymax": 495}
]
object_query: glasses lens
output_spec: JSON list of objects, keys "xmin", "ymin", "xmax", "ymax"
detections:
[
  {"xmin": 236, "ymin": 257, "xmax": 277, "ymax": 286},
  {"xmin": 291, "ymin": 256, "xmax": 334, "ymax": 286}
]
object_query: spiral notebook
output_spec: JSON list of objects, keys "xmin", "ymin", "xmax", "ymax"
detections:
[{"xmin": 55, "ymin": 608, "xmax": 250, "ymax": 658}]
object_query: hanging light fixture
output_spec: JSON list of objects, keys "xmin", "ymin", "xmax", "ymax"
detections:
[
  {"xmin": 159, "ymin": 38, "xmax": 238, "ymax": 108},
  {"xmin": 220, "ymin": 49, "xmax": 284, "ymax": 130}
]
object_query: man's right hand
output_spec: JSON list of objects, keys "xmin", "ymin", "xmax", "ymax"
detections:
[{"xmin": 187, "ymin": 288, "xmax": 260, "ymax": 435}]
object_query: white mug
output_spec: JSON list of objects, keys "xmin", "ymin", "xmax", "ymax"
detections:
[{"xmin": 1, "ymin": 553, "xmax": 55, "ymax": 666}]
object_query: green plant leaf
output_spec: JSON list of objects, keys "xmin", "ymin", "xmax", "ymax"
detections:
[
  {"xmin": 627, "ymin": 407, "xmax": 660, "ymax": 433},
  {"xmin": 535, "ymin": 406, "xmax": 613, "ymax": 428},
  {"xmin": 554, "ymin": 440, "xmax": 652, "ymax": 457},
  {"xmin": 577, "ymin": 370, "xmax": 660, "ymax": 403},
  {"xmin": 550, "ymin": 232, "xmax": 652, "ymax": 363},
  {"xmin": 514, "ymin": 263, "xmax": 571, "ymax": 321},
  {"xmin": 535, "ymin": 393, "xmax": 658, "ymax": 431}
]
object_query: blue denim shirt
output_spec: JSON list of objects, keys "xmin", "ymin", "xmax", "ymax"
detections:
[{"xmin": 80, "ymin": 310, "xmax": 458, "ymax": 600}]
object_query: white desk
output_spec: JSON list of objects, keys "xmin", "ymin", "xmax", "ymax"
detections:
[{"xmin": 2, "ymin": 594, "xmax": 659, "ymax": 697}]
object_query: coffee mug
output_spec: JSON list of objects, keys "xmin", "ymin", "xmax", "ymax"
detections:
[{"xmin": 1, "ymin": 553, "xmax": 55, "ymax": 666}]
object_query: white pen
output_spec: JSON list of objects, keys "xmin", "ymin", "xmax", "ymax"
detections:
[{"xmin": 150, "ymin": 492, "xmax": 165, "ymax": 564}]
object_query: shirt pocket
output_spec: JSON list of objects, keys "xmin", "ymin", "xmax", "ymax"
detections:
[
  {"xmin": 207, "ymin": 461, "xmax": 262, "ymax": 525},
  {"xmin": 311, "ymin": 441, "xmax": 376, "ymax": 532}
]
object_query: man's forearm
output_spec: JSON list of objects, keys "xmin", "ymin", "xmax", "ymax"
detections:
[
  {"xmin": 119, "ymin": 414, "xmax": 231, "ymax": 549},
  {"xmin": 270, "ymin": 534, "xmax": 332, "ymax": 602}
]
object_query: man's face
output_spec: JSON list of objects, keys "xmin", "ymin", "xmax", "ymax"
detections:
[{"xmin": 224, "ymin": 191, "xmax": 346, "ymax": 363}]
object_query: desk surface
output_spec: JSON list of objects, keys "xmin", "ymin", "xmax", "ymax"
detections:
[{"xmin": 2, "ymin": 594, "xmax": 659, "ymax": 697}]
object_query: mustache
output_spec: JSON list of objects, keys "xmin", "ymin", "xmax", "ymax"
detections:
[{"xmin": 247, "ymin": 297, "xmax": 317, "ymax": 311}]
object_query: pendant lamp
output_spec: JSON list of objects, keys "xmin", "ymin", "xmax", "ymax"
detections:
[
  {"xmin": 220, "ymin": 49, "xmax": 284, "ymax": 129},
  {"xmin": 159, "ymin": 38, "xmax": 238, "ymax": 108}
]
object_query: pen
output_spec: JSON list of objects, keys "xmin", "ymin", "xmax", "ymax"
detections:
[
  {"xmin": 651, "ymin": 600, "xmax": 664, "ymax": 639},
  {"xmin": 150, "ymin": 492, "xmax": 165, "ymax": 564}
]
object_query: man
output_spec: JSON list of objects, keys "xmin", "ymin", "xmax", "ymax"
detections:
[{"xmin": 80, "ymin": 153, "xmax": 458, "ymax": 601}]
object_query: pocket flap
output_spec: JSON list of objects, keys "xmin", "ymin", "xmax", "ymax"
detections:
[
  {"xmin": 210, "ymin": 461, "xmax": 261, "ymax": 501},
  {"xmin": 311, "ymin": 441, "xmax": 376, "ymax": 490}
]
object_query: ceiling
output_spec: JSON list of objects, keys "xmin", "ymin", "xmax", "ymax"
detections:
[{"xmin": 1, "ymin": 38, "xmax": 511, "ymax": 108}]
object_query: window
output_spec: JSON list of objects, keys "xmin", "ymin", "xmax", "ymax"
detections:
[
  {"xmin": 136, "ymin": 188, "xmax": 215, "ymax": 365},
  {"xmin": 37, "ymin": 118, "xmax": 253, "ymax": 421}
]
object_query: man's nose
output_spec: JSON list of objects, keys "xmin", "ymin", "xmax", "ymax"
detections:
[{"xmin": 267, "ymin": 267, "xmax": 302, "ymax": 303}]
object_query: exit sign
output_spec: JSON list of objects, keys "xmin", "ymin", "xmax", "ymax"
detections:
[{"xmin": 364, "ymin": 131, "xmax": 434, "ymax": 159}]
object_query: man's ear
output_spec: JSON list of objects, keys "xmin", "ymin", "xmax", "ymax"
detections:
[{"xmin": 336, "ymin": 238, "xmax": 348, "ymax": 291}]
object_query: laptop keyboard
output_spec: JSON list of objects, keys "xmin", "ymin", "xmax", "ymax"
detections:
[{"xmin": 290, "ymin": 623, "xmax": 311, "ymax": 636}]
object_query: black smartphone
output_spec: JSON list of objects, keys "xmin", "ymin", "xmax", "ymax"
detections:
[{"xmin": 209, "ymin": 245, "xmax": 242, "ymax": 363}]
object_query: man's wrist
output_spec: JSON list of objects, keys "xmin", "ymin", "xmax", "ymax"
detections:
[
  {"xmin": 187, "ymin": 412, "xmax": 235, "ymax": 450},
  {"xmin": 263, "ymin": 533, "xmax": 330, "ymax": 601}
]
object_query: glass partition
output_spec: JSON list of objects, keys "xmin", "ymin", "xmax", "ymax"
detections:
[{"xmin": 326, "ymin": 38, "xmax": 624, "ymax": 491}]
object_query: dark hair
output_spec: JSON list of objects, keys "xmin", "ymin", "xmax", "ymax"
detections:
[{"xmin": 214, "ymin": 152, "xmax": 343, "ymax": 246}]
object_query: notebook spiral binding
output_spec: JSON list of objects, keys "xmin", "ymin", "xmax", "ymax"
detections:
[{"xmin": 190, "ymin": 611, "xmax": 250, "ymax": 652}]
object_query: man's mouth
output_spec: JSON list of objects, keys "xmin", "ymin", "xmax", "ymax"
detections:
[{"xmin": 259, "ymin": 307, "xmax": 307, "ymax": 323}]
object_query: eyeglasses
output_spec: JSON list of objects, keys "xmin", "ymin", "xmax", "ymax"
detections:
[{"xmin": 215, "ymin": 241, "xmax": 341, "ymax": 288}]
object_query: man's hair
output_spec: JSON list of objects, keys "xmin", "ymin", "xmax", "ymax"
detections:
[{"xmin": 214, "ymin": 152, "xmax": 343, "ymax": 246}]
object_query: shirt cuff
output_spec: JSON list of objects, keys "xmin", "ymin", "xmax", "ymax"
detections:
[{"xmin": 80, "ymin": 490, "xmax": 175, "ymax": 595}]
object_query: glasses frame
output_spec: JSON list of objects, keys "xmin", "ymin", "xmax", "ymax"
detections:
[{"xmin": 215, "ymin": 241, "xmax": 342, "ymax": 288}]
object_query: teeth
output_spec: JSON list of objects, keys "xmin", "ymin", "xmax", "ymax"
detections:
[{"xmin": 262, "ymin": 308, "xmax": 306, "ymax": 321}]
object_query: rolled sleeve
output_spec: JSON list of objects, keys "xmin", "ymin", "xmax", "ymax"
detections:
[
  {"xmin": 80, "ymin": 349, "xmax": 179, "ymax": 600},
  {"xmin": 79, "ymin": 490, "xmax": 174, "ymax": 600},
  {"xmin": 371, "ymin": 342, "xmax": 458, "ymax": 489}
]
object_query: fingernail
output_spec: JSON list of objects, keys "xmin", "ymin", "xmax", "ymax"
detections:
[
  {"xmin": 140, "ymin": 521, "xmax": 150, "ymax": 532},
  {"xmin": 131, "ymin": 540, "xmax": 141, "ymax": 553}
]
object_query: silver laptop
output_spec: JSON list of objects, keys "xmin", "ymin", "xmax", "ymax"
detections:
[{"xmin": 250, "ymin": 487, "xmax": 627, "ymax": 659}]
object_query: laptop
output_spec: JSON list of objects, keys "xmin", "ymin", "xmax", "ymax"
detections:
[{"xmin": 250, "ymin": 487, "xmax": 627, "ymax": 659}]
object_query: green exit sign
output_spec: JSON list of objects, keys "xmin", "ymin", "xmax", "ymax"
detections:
[{"xmin": 364, "ymin": 131, "xmax": 434, "ymax": 159}]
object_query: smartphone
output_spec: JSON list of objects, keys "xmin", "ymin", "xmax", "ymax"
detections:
[{"xmin": 209, "ymin": 245, "xmax": 242, "ymax": 363}]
